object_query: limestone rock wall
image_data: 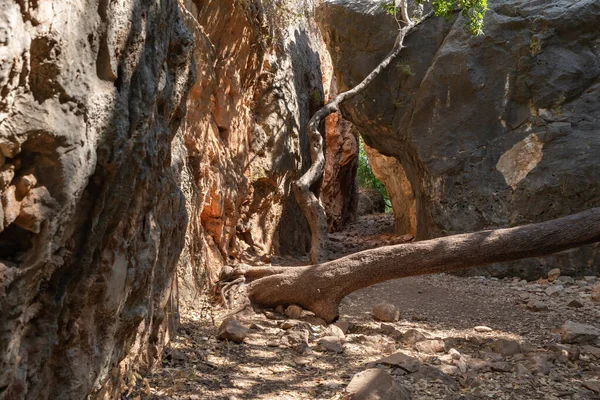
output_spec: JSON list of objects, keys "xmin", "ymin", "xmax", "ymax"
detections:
[
  {"xmin": 176, "ymin": 0, "xmax": 324, "ymax": 302},
  {"xmin": 0, "ymin": 0, "xmax": 194, "ymax": 398},
  {"xmin": 318, "ymin": 0, "xmax": 600, "ymax": 278}
]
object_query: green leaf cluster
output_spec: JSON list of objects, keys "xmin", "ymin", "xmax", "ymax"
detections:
[
  {"xmin": 357, "ymin": 137, "xmax": 392, "ymax": 212},
  {"xmin": 382, "ymin": 0, "xmax": 488, "ymax": 35}
]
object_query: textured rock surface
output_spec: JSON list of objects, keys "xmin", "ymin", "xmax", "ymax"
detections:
[
  {"xmin": 0, "ymin": 0, "xmax": 194, "ymax": 398},
  {"xmin": 0, "ymin": 0, "xmax": 325, "ymax": 398},
  {"xmin": 318, "ymin": 0, "xmax": 600, "ymax": 278},
  {"xmin": 176, "ymin": 0, "xmax": 325, "ymax": 301}
]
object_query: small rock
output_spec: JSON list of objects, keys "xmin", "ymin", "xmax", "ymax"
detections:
[
  {"xmin": 515, "ymin": 363, "xmax": 532, "ymax": 378},
  {"xmin": 323, "ymin": 324, "xmax": 346, "ymax": 339},
  {"xmin": 491, "ymin": 361, "xmax": 513, "ymax": 372},
  {"xmin": 474, "ymin": 326, "xmax": 493, "ymax": 333},
  {"xmin": 526, "ymin": 353, "xmax": 552, "ymax": 375},
  {"xmin": 581, "ymin": 345, "xmax": 600, "ymax": 359},
  {"xmin": 567, "ymin": 298, "xmax": 584, "ymax": 308},
  {"xmin": 557, "ymin": 276, "xmax": 575, "ymax": 284},
  {"xmin": 415, "ymin": 339, "xmax": 446, "ymax": 354},
  {"xmin": 316, "ymin": 336, "xmax": 343, "ymax": 353},
  {"xmin": 561, "ymin": 320, "xmax": 599, "ymax": 344},
  {"xmin": 266, "ymin": 339, "xmax": 279, "ymax": 347},
  {"xmin": 527, "ymin": 300, "xmax": 549, "ymax": 312},
  {"xmin": 217, "ymin": 318, "xmax": 249, "ymax": 344},
  {"xmin": 301, "ymin": 315, "xmax": 327, "ymax": 326},
  {"xmin": 592, "ymin": 282, "xmax": 600, "ymax": 302},
  {"xmin": 412, "ymin": 366, "xmax": 457, "ymax": 388},
  {"xmin": 548, "ymin": 343, "xmax": 580, "ymax": 361},
  {"xmin": 334, "ymin": 320, "xmax": 352, "ymax": 334},
  {"xmin": 548, "ymin": 268, "xmax": 561, "ymax": 282},
  {"xmin": 466, "ymin": 358, "xmax": 492, "ymax": 372},
  {"xmin": 285, "ymin": 305, "xmax": 303, "ymax": 319},
  {"xmin": 281, "ymin": 329, "xmax": 310, "ymax": 353},
  {"xmin": 492, "ymin": 339, "xmax": 521, "ymax": 357},
  {"xmin": 583, "ymin": 381, "xmax": 600, "ymax": 394},
  {"xmin": 371, "ymin": 302, "xmax": 400, "ymax": 322},
  {"xmin": 448, "ymin": 348, "xmax": 461, "ymax": 360},
  {"xmin": 372, "ymin": 351, "xmax": 421, "ymax": 373},
  {"xmin": 402, "ymin": 329, "xmax": 426, "ymax": 345},
  {"xmin": 275, "ymin": 305, "xmax": 285, "ymax": 315},
  {"xmin": 437, "ymin": 364, "xmax": 460, "ymax": 376},
  {"xmin": 380, "ymin": 324, "xmax": 402, "ymax": 339},
  {"xmin": 584, "ymin": 276, "xmax": 598, "ymax": 283},
  {"xmin": 545, "ymin": 285, "xmax": 564, "ymax": 296},
  {"xmin": 345, "ymin": 369, "xmax": 411, "ymax": 400}
]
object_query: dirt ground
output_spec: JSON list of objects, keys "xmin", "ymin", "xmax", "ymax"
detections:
[{"xmin": 141, "ymin": 214, "xmax": 600, "ymax": 400}]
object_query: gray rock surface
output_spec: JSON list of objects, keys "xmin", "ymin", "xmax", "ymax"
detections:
[
  {"xmin": 345, "ymin": 368, "xmax": 411, "ymax": 400},
  {"xmin": 371, "ymin": 302, "xmax": 400, "ymax": 322},
  {"xmin": 561, "ymin": 321, "xmax": 600, "ymax": 344},
  {"xmin": 317, "ymin": 0, "xmax": 600, "ymax": 278}
]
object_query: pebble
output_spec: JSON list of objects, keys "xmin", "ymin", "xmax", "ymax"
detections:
[
  {"xmin": 474, "ymin": 326, "xmax": 493, "ymax": 333},
  {"xmin": 561, "ymin": 320, "xmax": 600, "ymax": 344},
  {"xmin": 371, "ymin": 302, "xmax": 400, "ymax": 322}
]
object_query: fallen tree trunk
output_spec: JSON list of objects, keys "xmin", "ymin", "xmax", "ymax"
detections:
[{"xmin": 230, "ymin": 207, "xmax": 600, "ymax": 322}]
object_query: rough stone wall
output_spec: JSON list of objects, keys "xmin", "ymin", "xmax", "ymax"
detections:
[
  {"xmin": 318, "ymin": 0, "xmax": 600, "ymax": 278},
  {"xmin": 175, "ymin": 0, "xmax": 324, "ymax": 303},
  {"xmin": 0, "ymin": 0, "xmax": 194, "ymax": 398}
]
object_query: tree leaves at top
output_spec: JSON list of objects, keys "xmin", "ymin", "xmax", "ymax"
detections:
[{"xmin": 383, "ymin": 0, "xmax": 488, "ymax": 35}]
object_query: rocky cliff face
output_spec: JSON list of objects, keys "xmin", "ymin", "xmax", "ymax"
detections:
[
  {"xmin": 0, "ymin": 0, "xmax": 326, "ymax": 398},
  {"xmin": 318, "ymin": 0, "xmax": 600, "ymax": 277},
  {"xmin": 0, "ymin": 0, "xmax": 194, "ymax": 398}
]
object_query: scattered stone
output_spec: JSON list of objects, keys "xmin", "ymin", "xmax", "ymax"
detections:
[
  {"xmin": 402, "ymin": 329, "xmax": 426, "ymax": 345},
  {"xmin": 561, "ymin": 321, "xmax": 599, "ymax": 344},
  {"xmin": 301, "ymin": 315, "xmax": 327, "ymax": 326},
  {"xmin": 334, "ymin": 320, "xmax": 352, "ymax": 334},
  {"xmin": 582, "ymin": 345, "xmax": 600, "ymax": 359},
  {"xmin": 285, "ymin": 305, "xmax": 303, "ymax": 319},
  {"xmin": 548, "ymin": 343, "xmax": 580, "ymax": 361},
  {"xmin": 526, "ymin": 353, "xmax": 552, "ymax": 375},
  {"xmin": 281, "ymin": 320, "xmax": 308, "ymax": 330},
  {"xmin": 323, "ymin": 324, "xmax": 346, "ymax": 339},
  {"xmin": 545, "ymin": 285, "xmax": 564, "ymax": 296},
  {"xmin": 474, "ymin": 326, "xmax": 493, "ymax": 333},
  {"xmin": 316, "ymin": 336, "xmax": 343, "ymax": 353},
  {"xmin": 527, "ymin": 300, "xmax": 549, "ymax": 312},
  {"xmin": 491, "ymin": 361, "xmax": 513, "ymax": 372},
  {"xmin": 415, "ymin": 339, "xmax": 446, "ymax": 354},
  {"xmin": 380, "ymin": 324, "xmax": 402, "ymax": 339},
  {"xmin": 557, "ymin": 276, "xmax": 575, "ymax": 284},
  {"xmin": 567, "ymin": 298, "xmax": 584, "ymax": 308},
  {"xmin": 548, "ymin": 268, "xmax": 561, "ymax": 282},
  {"xmin": 448, "ymin": 348, "xmax": 461, "ymax": 360},
  {"xmin": 345, "ymin": 369, "xmax": 411, "ymax": 400},
  {"xmin": 371, "ymin": 302, "xmax": 400, "ymax": 322},
  {"xmin": 583, "ymin": 381, "xmax": 600, "ymax": 393},
  {"xmin": 515, "ymin": 363, "xmax": 532, "ymax": 378},
  {"xmin": 412, "ymin": 366, "xmax": 457, "ymax": 388},
  {"xmin": 585, "ymin": 276, "xmax": 598, "ymax": 284},
  {"xmin": 217, "ymin": 318, "xmax": 249, "ymax": 344},
  {"xmin": 592, "ymin": 282, "xmax": 600, "ymax": 302},
  {"xmin": 275, "ymin": 305, "xmax": 285, "ymax": 315},
  {"xmin": 466, "ymin": 358, "xmax": 492, "ymax": 372},
  {"xmin": 372, "ymin": 352, "xmax": 421, "ymax": 373},
  {"xmin": 281, "ymin": 329, "xmax": 310, "ymax": 353},
  {"xmin": 492, "ymin": 339, "xmax": 521, "ymax": 357},
  {"xmin": 437, "ymin": 364, "xmax": 460, "ymax": 376},
  {"xmin": 266, "ymin": 339, "xmax": 279, "ymax": 347}
]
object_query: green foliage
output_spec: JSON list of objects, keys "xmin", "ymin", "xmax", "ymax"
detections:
[
  {"xmin": 396, "ymin": 62, "xmax": 414, "ymax": 76},
  {"xmin": 357, "ymin": 137, "xmax": 392, "ymax": 212},
  {"xmin": 382, "ymin": 0, "xmax": 488, "ymax": 35}
]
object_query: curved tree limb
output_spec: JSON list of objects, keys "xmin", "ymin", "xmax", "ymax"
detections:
[{"xmin": 243, "ymin": 207, "xmax": 600, "ymax": 322}]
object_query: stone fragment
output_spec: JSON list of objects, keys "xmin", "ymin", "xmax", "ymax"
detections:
[
  {"xmin": 583, "ymin": 381, "xmax": 600, "ymax": 394},
  {"xmin": 334, "ymin": 320, "xmax": 352, "ymax": 334},
  {"xmin": 15, "ymin": 174, "xmax": 37, "ymax": 198},
  {"xmin": 492, "ymin": 339, "xmax": 521, "ymax": 357},
  {"xmin": 285, "ymin": 305, "xmax": 303, "ymax": 319},
  {"xmin": 548, "ymin": 343, "xmax": 580, "ymax": 361},
  {"xmin": 526, "ymin": 353, "xmax": 552, "ymax": 375},
  {"xmin": 301, "ymin": 315, "xmax": 327, "ymax": 326},
  {"xmin": 316, "ymin": 336, "xmax": 343, "ymax": 353},
  {"xmin": 372, "ymin": 351, "xmax": 421, "ymax": 373},
  {"xmin": 592, "ymin": 283, "xmax": 600, "ymax": 302},
  {"xmin": 448, "ymin": 348, "xmax": 461, "ymax": 360},
  {"xmin": 217, "ymin": 318, "xmax": 249, "ymax": 344},
  {"xmin": 1, "ymin": 185, "xmax": 20, "ymax": 226},
  {"xmin": 515, "ymin": 363, "xmax": 532, "ymax": 378},
  {"xmin": 380, "ymin": 323, "xmax": 402, "ymax": 339},
  {"xmin": 411, "ymin": 366, "xmax": 457, "ymax": 388},
  {"xmin": 474, "ymin": 326, "xmax": 493, "ymax": 333},
  {"xmin": 527, "ymin": 300, "xmax": 549, "ymax": 312},
  {"xmin": 371, "ymin": 302, "xmax": 399, "ymax": 322},
  {"xmin": 281, "ymin": 329, "xmax": 310, "ymax": 353},
  {"xmin": 415, "ymin": 339, "xmax": 445, "ymax": 354},
  {"xmin": 323, "ymin": 324, "xmax": 345, "ymax": 340},
  {"xmin": 561, "ymin": 321, "xmax": 599, "ymax": 344},
  {"xmin": 467, "ymin": 358, "xmax": 492, "ymax": 372},
  {"xmin": 437, "ymin": 364, "xmax": 459, "ymax": 376},
  {"xmin": 547, "ymin": 268, "xmax": 561, "ymax": 282},
  {"xmin": 567, "ymin": 298, "xmax": 584, "ymax": 308},
  {"xmin": 491, "ymin": 362, "xmax": 513, "ymax": 372},
  {"xmin": 345, "ymin": 369, "xmax": 411, "ymax": 400},
  {"xmin": 545, "ymin": 285, "xmax": 564, "ymax": 296},
  {"xmin": 401, "ymin": 329, "xmax": 426, "ymax": 345},
  {"xmin": 0, "ymin": 165, "xmax": 15, "ymax": 190},
  {"xmin": 581, "ymin": 345, "xmax": 600, "ymax": 359},
  {"xmin": 557, "ymin": 276, "xmax": 575, "ymax": 284}
]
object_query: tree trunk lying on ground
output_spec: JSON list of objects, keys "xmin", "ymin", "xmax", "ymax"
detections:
[{"xmin": 223, "ymin": 208, "xmax": 600, "ymax": 323}]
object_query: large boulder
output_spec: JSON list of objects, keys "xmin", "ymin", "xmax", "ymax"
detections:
[{"xmin": 317, "ymin": 0, "xmax": 600, "ymax": 278}]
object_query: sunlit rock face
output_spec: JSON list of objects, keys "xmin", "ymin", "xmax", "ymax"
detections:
[
  {"xmin": 318, "ymin": 0, "xmax": 600, "ymax": 278},
  {"xmin": 0, "ymin": 0, "xmax": 326, "ymax": 398}
]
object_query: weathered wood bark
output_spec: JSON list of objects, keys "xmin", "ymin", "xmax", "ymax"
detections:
[
  {"xmin": 295, "ymin": 9, "xmax": 415, "ymax": 264},
  {"xmin": 235, "ymin": 207, "xmax": 600, "ymax": 322}
]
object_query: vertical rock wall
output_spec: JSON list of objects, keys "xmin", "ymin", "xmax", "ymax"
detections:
[{"xmin": 1, "ymin": 0, "xmax": 194, "ymax": 398}]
